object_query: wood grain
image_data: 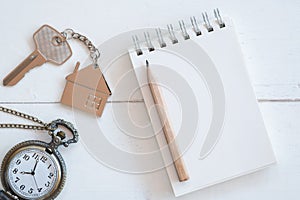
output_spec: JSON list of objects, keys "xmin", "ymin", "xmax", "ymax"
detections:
[{"xmin": 0, "ymin": 0, "xmax": 299, "ymax": 199}]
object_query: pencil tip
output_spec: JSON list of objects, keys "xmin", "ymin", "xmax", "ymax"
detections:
[{"xmin": 146, "ymin": 60, "xmax": 149, "ymax": 67}]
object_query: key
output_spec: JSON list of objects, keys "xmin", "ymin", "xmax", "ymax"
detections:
[{"xmin": 3, "ymin": 25, "xmax": 72, "ymax": 86}]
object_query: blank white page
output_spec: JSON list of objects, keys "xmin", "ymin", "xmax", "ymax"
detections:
[{"xmin": 129, "ymin": 17, "xmax": 276, "ymax": 196}]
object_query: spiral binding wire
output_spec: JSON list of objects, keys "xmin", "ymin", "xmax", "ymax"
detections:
[
  {"xmin": 144, "ymin": 32, "xmax": 155, "ymax": 52},
  {"xmin": 167, "ymin": 24, "xmax": 179, "ymax": 44},
  {"xmin": 214, "ymin": 8, "xmax": 225, "ymax": 28},
  {"xmin": 132, "ymin": 35, "xmax": 143, "ymax": 56},
  {"xmin": 133, "ymin": 8, "xmax": 226, "ymax": 56},
  {"xmin": 156, "ymin": 28, "xmax": 167, "ymax": 48},
  {"xmin": 179, "ymin": 20, "xmax": 190, "ymax": 40},
  {"xmin": 202, "ymin": 12, "xmax": 214, "ymax": 32},
  {"xmin": 190, "ymin": 16, "xmax": 202, "ymax": 36}
]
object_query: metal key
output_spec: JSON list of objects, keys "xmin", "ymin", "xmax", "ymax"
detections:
[{"xmin": 3, "ymin": 25, "xmax": 72, "ymax": 86}]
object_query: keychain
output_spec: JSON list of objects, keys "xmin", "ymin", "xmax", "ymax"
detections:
[
  {"xmin": 0, "ymin": 106, "xmax": 78, "ymax": 200},
  {"xmin": 60, "ymin": 29, "xmax": 111, "ymax": 117},
  {"xmin": 2, "ymin": 25, "xmax": 111, "ymax": 117}
]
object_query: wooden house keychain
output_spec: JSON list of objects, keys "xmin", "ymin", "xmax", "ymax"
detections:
[{"xmin": 60, "ymin": 29, "xmax": 111, "ymax": 117}]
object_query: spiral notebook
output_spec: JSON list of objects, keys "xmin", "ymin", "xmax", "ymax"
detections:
[{"xmin": 128, "ymin": 10, "xmax": 276, "ymax": 196}]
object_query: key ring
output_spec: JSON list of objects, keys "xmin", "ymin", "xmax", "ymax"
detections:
[
  {"xmin": 61, "ymin": 28, "xmax": 74, "ymax": 40},
  {"xmin": 61, "ymin": 28, "xmax": 100, "ymax": 66},
  {"xmin": 90, "ymin": 49, "xmax": 100, "ymax": 67}
]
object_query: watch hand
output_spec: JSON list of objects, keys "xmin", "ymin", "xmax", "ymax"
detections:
[
  {"xmin": 20, "ymin": 171, "xmax": 32, "ymax": 175},
  {"xmin": 32, "ymin": 175, "xmax": 39, "ymax": 191},
  {"xmin": 32, "ymin": 159, "xmax": 39, "ymax": 174}
]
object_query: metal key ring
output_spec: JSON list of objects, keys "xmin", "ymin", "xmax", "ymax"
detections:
[{"xmin": 61, "ymin": 28, "xmax": 74, "ymax": 40}]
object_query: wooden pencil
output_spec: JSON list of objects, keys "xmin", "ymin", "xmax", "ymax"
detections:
[{"xmin": 146, "ymin": 60, "xmax": 189, "ymax": 182}]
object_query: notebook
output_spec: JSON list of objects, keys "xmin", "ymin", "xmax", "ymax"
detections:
[{"xmin": 128, "ymin": 9, "xmax": 276, "ymax": 197}]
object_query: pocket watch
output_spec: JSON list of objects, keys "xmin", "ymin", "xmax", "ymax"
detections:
[{"xmin": 0, "ymin": 106, "xmax": 79, "ymax": 200}]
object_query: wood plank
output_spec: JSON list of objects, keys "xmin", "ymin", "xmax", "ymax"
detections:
[
  {"xmin": 0, "ymin": 1, "xmax": 299, "ymax": 102},
  {"xmin": 0, "ymin": 0, "xmax": 299, "ymax": 199},
  {"xmin": 0, "ymin": 102, "xmax": 299, "ymax": 199}
]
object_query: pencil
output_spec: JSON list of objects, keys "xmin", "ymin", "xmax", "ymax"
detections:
[{"xmin": 146, "ymin": 60, "xmax": 189, "ymax": 182}]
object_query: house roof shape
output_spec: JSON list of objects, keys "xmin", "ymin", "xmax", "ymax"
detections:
[{"xmin": 66, "ymin": 62, "xmax": 112, "ymax": 95}]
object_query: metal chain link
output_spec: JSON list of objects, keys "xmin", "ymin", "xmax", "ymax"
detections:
[
  {"xmin": 0, "ymin": 106, "xmax": 49, "ymax": 131},
  {"xmin": 61, "ymin": 29, "xmax": 100, "ymax": 66}
]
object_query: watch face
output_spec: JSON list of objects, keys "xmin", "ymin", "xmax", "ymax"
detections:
[{"xmin": 4, "ymin": 146, "xmax": 62, "ymax": 199}]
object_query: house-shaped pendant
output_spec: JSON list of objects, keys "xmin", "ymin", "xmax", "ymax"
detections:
[{"xmin": 61, "ymin": 62, "xmax": 111, "ymax": 117}]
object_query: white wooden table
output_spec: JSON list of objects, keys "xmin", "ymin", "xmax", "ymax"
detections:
[{"xmin": 0, "ymin": 0, "xmax": 299, "ymax": 199}]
